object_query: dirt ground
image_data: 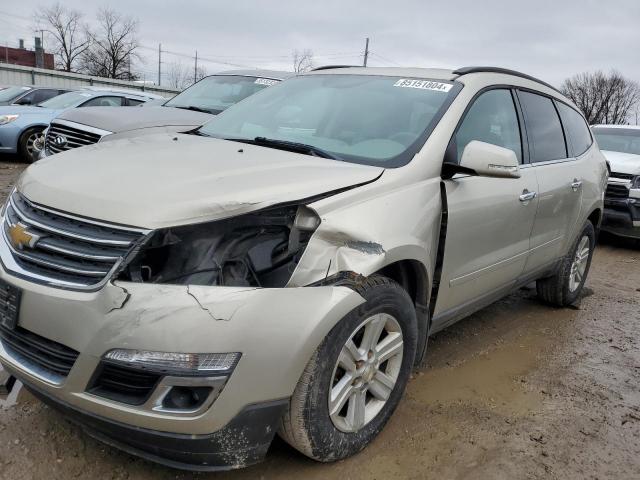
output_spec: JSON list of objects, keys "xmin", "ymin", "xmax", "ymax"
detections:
[{"xmin": 0, "ymin": 158, "xmax": 638, "ymax": 480}]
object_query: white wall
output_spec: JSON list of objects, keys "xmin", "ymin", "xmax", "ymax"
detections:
[{"xmin": 0, "ymin": 63, "xmax": 179, "ymax": 98}]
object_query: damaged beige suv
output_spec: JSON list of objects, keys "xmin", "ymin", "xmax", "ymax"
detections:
[{"xmin": 0, "ymin": 66, "xmax": 606, "ymax": 471}]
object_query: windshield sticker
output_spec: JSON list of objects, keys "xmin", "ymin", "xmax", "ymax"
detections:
[
  {"xmin": 255, "ymin": 78, "xmax": 279, "ymax": 86},
  {"xmin": 393, "ymin": 79, "xmax": 453, "ymax": 92}
]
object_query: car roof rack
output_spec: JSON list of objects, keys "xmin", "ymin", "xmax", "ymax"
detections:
[
  {"xmin": 452, "ymin": 66, "xmax": 559, "ymax": 93},
  {"xmin": 310, "ymin": 65, "xmax": 359, "ymax": 71}
]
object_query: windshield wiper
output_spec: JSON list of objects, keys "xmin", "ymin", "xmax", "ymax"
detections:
[
  {"xmin": 172, "ymin": 105, "xmax": 217, "ymax": 114},
  {"xmin": 232, "ymin": 136, "xmax": 341, "ymax": 160}
]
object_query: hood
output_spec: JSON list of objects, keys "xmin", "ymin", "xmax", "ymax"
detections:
[
  {"xmin": 18, "ymin": 133, "xmax": 384, "ymax": 229},
  {"xmin": 0, "ymin": 105, "xmax": 60, "ymax": 116},
  {"xmin": 55, "ymin": 106, "xmax": 213, "ymax": 133},
  {"xmin": 601, "ymin": 150, "xmax": 640, "ymax": 176}
]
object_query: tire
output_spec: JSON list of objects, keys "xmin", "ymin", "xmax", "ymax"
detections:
[
  {"xmin": 18, "ymin": 127, "xmax": 44, "ymax": 163},
  {"xmin": 279, "ymin": 274, "xmax": 418, "ymax": 462},
  {"xmin": 536, "ymin": 221, "xmax": 595, "ymax": 306}
]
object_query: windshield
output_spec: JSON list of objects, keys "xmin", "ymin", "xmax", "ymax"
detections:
[
  {"xmin": 198, "ymin": 75, "xmax": 459, "ymax": 167},
  {"xmin": 39, "ymin": 91, "xmax": 96, "ymax": 109},
  {"xmin": 165, "ymin": 75, "xmax": 279, "ymax": 114},
  {"xmin": 593, "ymin": 127, "xmax": 640, "ymax": 156},
  {"xmin": 0, "ymin": 86, "xmax": 30, "ymax": 102}
]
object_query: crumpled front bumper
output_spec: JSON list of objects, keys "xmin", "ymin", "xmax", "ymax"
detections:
[
  {"xmin": 602, "ymin": 194, "xmax": 640, "ymax": 238},
  {"xmin": 0, "ymin": 268, "xmax": 364, "ymax": 469}
]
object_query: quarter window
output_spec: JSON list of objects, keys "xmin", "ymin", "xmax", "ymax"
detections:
[
  {"xmin": 518, "ymin": 91, "xmax": 567, "ymax": 163},
  {"xmin": 556, "ymin": 102, "xmax": 592, "ymax": 157},
  {"xmin": 454, "ymin": 89, "xmax": 522, "ymax": 163}
]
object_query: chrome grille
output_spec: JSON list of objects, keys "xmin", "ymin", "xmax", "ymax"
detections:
[
  {"xmin": 45, "ymin": 120, "xmax": 103, "ymax": 154},
  {"xmin": 605, "ymin": 183, "xmax": 629, "ymax": 198},
  {"xmin": 610, "ymin": 172, "xmax": 634, "ymax": 181},
  {"xmin": 2, "ymin": 191, "xmax": 147, "ymax": 289}
]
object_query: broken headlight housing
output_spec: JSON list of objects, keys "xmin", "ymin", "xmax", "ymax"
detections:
[{"xmin": 117, "ymin": 205, "xmax": 320, "ymax": 287}]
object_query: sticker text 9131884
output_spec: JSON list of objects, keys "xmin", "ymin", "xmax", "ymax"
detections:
[{"xmin": 393, "ymin": 79, "xmax": 453, "ymax": 92}]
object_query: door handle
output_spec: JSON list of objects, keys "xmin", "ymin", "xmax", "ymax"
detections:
[
  {"xmin": 519, "ymin": 190, "xmax": 537, "ymax": 203},
  {"xmin": 571, "ymin": 179, "xmax": 583, "ymax": 191}
]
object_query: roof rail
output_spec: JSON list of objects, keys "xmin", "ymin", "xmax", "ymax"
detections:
[
  {"xmin": 452, "ymin": 66, "xmax": 559, "ymax": 93},
  {"xmin": 310, "ymin": 65, "xmax": 359, "ymax": 71}
]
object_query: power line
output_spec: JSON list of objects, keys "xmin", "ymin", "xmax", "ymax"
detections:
[{"xmin": 369, "ymin": 52, "xmax": 404, "ymax": 67}]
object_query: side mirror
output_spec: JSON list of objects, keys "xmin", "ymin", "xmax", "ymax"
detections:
[{"xmin": 460, "ymin": 140, "xmax": 521, "ymax": 178}]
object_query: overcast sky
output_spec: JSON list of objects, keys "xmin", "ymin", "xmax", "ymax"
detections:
[{"xmin": 1, "ymin": 0, "xmax": 639, "ymax": 86}]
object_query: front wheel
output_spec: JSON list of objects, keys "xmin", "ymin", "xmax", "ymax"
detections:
[
  {"xmin": 18, "ymin": 127, "xmax": 45, "ymax": 163},
  {"xmin": 536, "ymin": 221, "xmax": 595, "ymax": 306},
  {"xmin": 279, "ymin": 275, "xmax": 417, "ymax": 462}
]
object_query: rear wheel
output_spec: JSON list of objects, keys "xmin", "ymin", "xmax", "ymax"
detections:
[
  {"xmin": 536, "ymin": 221, "xmax": 595, "ymax": 306},
  {"xmin": 18, "ymin": 127, "xmax": 44, "ymax": 163},
  {"xmin": 279, "ymin": 275, "xmax": 417, "ymax": 462}
]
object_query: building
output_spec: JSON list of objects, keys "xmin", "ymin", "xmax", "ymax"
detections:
[{"xmin": 0, "ymin": 38, "xmax": 54, "ymax": 70}]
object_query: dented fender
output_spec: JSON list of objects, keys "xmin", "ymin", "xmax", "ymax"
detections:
[{"xmin": 289, "ymin": 176, "xmax": 443, "ymax": 289}]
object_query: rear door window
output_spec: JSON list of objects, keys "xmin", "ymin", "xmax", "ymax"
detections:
[
  {"xmin": 453, "ymin": 89, "xmax": 522, "ymax": 163},
  {"xmin": 518, "ymin": 91, "xmax": 567, "ymax": 163},
  {"xmin": 555, "ymin": 102, "xmax": 592, "ymax": 157},
  {"xmin": 80, "ymin": 96, "xmax": 124, "ymax": 107},
  {"xmin": 126, "ymin": 98, "xmax": 145, "ymax": 106}
]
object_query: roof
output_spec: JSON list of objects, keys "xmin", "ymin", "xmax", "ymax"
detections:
[
  {"xmin": 214, "ymin": 69, "xmax": 294, "ymax": 80},
  {"xmin": 305, "ymin": 66, "xmax": 455, "ymax": 80},
  {"xmin": 591, "ymin": 124, "xmax": 640, "ymax": 130},
  {"xmin": 78, "ymin": 86, "xmax": 164, "ymax": 99}
]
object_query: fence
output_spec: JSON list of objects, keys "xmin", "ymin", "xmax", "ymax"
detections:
[{"xmin": 0, "ymin": 63, "xmax": 180, "ymax": 98}]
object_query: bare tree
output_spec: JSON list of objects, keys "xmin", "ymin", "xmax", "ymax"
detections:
[
  {"xmin": 166, "ymin": 61, "xmax": 191, "ymax": 89},
  {"xmin": 80, "ymin": 8, "xmax": 140, "ymax": 80},
  {"xmin": 292, "ymin": 49, "xmax": 314, "ymax": 73},
  {"xmin": 166, "ymin": 61, "xmax": 208, "ymax": 90},
  {"xmin": 33, "ymin": 3, "xmax": 90, "ymax": 71},
  {"xmin": 561, "ymin": 71, "xmax": 640, "ymax": 125},
  {"xmin": 195, "ymin": 65, "xmax": 208, "ymax": 83}
]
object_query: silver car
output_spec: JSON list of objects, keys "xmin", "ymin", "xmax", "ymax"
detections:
[{"xmin": 0, "ymin": 66, "xmax": 606, "ymax": 471}]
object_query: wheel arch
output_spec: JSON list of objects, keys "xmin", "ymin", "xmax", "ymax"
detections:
[{"xmin": 374, "ymin": 258, "xmax": 430, "ymax": 365}]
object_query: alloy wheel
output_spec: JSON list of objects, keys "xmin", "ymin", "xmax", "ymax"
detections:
[
  {"xmin": 569, "ymin": 235, "xmax": 590, "ymax": 293},
  {"xmin": 328, "ymin": 313, "xmax": 404, "ymax": 433}
]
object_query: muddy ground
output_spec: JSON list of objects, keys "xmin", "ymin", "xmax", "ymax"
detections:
[{"xmin": 0, "ymin": 159, "xmax": 638, "ymax": 479}]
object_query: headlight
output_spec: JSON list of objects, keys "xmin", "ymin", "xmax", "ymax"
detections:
[
  {"xmin": 104, "ymin": 349, "xmax": 240, "ymax": 375},
  {"xmin": 117, "ymin": 204, "xmax": 321, "ymax": 287},
  {"xmin": 0, "ymin": 114, "xmax": 19, "ymax": 126}
]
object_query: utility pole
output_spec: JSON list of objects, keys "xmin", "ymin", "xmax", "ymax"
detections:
[
  {"xmin": 157, "ymin": 43, "xmax": 161, "ymax": 86},
  {"xmin": 36, "ymin": 29, "xmax": 45, "ymax": 50},
  {"xmin": 363, "ymin": 37, "xmax": 370, "ymax": 67},
  {"xmin": 194, "ymin": 50, "xmax": 198, "ymax": 84}
]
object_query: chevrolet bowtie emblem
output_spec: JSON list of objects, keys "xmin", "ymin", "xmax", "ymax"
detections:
[{"xmin": 8, "ymin": 223, "xmax": 39, "ymax": 250}]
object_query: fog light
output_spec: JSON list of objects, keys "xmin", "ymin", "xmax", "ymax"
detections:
[
  {"xmin": 162, "ymin": 386, "xmax": 212, "ymax": 410},
  {"xmin": 103, "ymin": 349, "xmax": 240, "ymax": 376}
]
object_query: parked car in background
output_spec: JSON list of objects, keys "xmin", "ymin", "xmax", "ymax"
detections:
[
  {"xmin": 0, "ymin": 88, "xmax": 164, "ymax": 162},
  {"xmin": 0, "ymin": 86, "xmax": 71, "ymax": 106},
  {"xmin": 591, "ymin": 125, "xmax": 640, "ymax": 238},
  {"xmin": 41, "ymin": 70, "xmax": 290, "ymax": 158},
  {"xmin": 0, "ymin": 66, "xmax": 606, "ymax": 471}
]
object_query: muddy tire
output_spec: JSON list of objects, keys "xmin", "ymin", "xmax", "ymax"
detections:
[
  {"xmin": 536, "ymin": 221, "xmax": 595, "ymax": 306},
  {"xmin": 279, "ymin": 274, "xmax": 417, "ymax": 462},
  {"xmin": 18, "ymin": 127, "xmax": 44, "ymax": 163}
]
